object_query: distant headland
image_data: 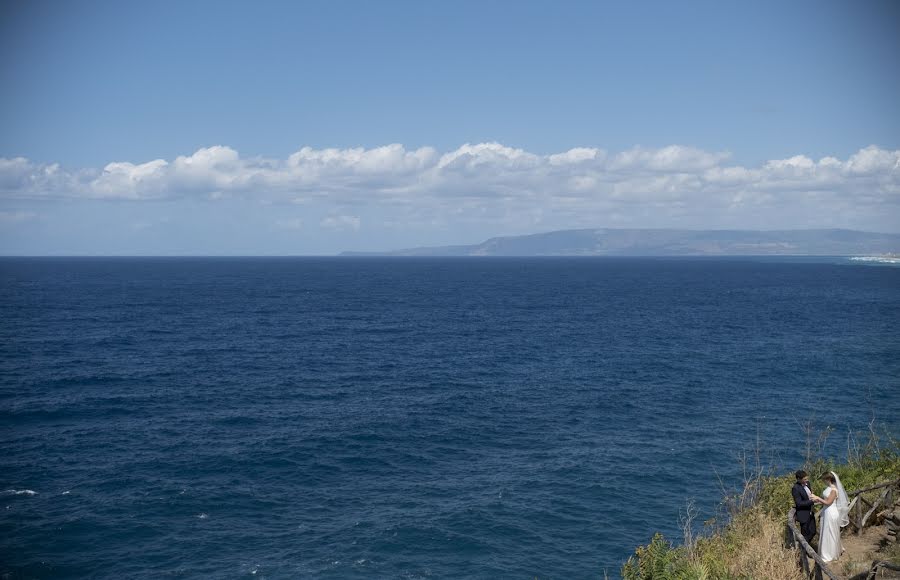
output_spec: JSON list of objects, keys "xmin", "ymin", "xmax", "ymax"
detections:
[{"xmin": 340, "ymin": 228, "xmax": 900, "ymax": 257}]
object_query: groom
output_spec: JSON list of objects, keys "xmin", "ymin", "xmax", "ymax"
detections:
[{"xmin": 792, "ymin": 470, "xmax": 817, "ymax": 544}]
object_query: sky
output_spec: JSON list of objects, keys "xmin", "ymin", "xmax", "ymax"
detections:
[{"xmin": 1, "ymin": 0, "xmax": 898, "ymax": 255}]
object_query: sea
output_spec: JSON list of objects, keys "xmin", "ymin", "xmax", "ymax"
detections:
[{"xmin": 1, "ymin": 256, "xmax": 898, "ymax": 579}]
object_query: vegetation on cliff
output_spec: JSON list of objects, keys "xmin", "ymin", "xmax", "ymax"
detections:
[{"xmin": 621, "ymin": 425, "xmax": 900, "ymax": 579}]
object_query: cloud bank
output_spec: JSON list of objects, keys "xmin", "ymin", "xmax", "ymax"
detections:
[{"xmin": 2, "ymin": 143, "xmax": 898, "ymax": 231}]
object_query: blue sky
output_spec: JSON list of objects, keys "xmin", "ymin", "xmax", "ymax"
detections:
[{"xmin": 1, "ymin": 0, "xmax": 898, "ymax": 254}]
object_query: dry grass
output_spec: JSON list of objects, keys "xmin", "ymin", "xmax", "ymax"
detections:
[
  {"xmin": 722, "ymin": 509, "xmax": 803, "ymax": 580},
  {"xmin": 623, "ymin": 507, "xmax": 805, "ymax": 579},
  {"xmin": 622, "ymin": 424, "xmax": 900, "ymax": 579}
]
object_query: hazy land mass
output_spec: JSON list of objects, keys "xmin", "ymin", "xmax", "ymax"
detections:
[{"xmin": 341, "ymin": 228, "xmax": 900, "ymax": 257}]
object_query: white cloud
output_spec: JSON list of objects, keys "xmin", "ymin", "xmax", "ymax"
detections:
[
  {"xmin": 436, "ymin": 142, "xmax": 539, "ymax": 170},
  {"xmin": 1, "ymin": 143, "xmax": 898, "ymax": 231},
  {"xmin": 610, "ymin": 145, "xmax": 730, "ymax": 172},
  {"xmin": 765, "ymin": 155, "xmax": 815, "ymax": 172},
  {"xmin": 847, "ymin": 145, "xmax": 900, "ymax": 175},
  {"xmin": 320, "ymin": 215, "xmax": 361, "ymax": 231},
  {"xmin": 274, "ymin": 217, "xmax": 304, "ymax": 230},
  {"xmin": 548, "ymin": 147, "xmax": 604, "ymax": 166},
  {"xmin": 0, "ymin": 210, "xmax": 37, "ymax": 223},
  {"xmin": 288, "ymin": 144, "xmax": 436, "ymax": 175},
  {"xmin": 92, "ymin": 159, "xmax": 169, "ymax": 199}
]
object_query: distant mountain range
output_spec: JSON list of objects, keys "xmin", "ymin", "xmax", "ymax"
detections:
[{"xmin": 341, "ymin": 228, "xmax": 900, "ymax": 257}]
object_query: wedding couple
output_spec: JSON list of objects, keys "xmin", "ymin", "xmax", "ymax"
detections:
[{"xmin": 792, "ymin": 469, "xmax": 851, "ymax": 562}]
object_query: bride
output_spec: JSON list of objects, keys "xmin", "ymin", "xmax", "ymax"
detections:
[{"xmin": 810, "ymin": 471, "xmax": 851, "ymax": 562}]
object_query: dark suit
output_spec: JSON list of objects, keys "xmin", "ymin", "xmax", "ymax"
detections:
[{"xmin": 792, "ymin": 482, "xmax": 816, "ymax": 543}]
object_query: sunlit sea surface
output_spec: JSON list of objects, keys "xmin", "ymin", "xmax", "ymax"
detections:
[{"xmin": 2, "ymin": 257, "xmax": 898, "ymax": 578}]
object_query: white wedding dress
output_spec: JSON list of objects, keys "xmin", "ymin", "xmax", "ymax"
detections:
[{"xmin": 819, "ymin": 473, "xmax": 850, "ymax": 563}]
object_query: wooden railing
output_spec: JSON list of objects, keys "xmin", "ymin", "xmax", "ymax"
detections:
[
  {"xmin": 846, "ymin": 560, "xmax": 900, "ymax": 580},
  {"xmin": 846, "ymin": 478, "xmax": 899, "ymax": 535},
  {"xmin": 787, "ymin": 507, "xmax": 841, "ymax": 580},
  {"xmin": 786, "ymin": 478, "xmax": 900, "ymax": 580}
]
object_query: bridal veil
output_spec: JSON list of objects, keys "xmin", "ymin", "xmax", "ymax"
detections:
[{"xmin": 831, "ymin": 471, "xmax": 850, "ymax": 528}]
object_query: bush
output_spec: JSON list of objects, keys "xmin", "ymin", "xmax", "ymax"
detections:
[{"xmin": 621, "ymin": 534, "xmax": 700, "ymax": 580}]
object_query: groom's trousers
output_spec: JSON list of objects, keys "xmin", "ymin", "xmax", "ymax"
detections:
[{"xmin": 799, "ymin": 514, "xmax": 816, "ymax": 544}]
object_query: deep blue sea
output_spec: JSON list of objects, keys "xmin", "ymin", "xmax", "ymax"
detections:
[{"xmin": 2, "ymin": 257, "xmax": 899, "ymax": 579}]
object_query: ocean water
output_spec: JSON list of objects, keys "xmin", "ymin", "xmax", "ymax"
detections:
[{"xmin": 1, "ymin": 257, "xmax": 898, "ymax": 579}]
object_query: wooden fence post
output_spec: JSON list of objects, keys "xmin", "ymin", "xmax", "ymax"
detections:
[
  {"xmin": 787, "ymin": 508, "xmax": 842, "ymax": 580},
  {"xmin": 856, "ymin": 495, "xmax": 864, "ymax": 534},
  {"xmin": 886, "ymin": 484, "xmax": 894, "ymax": 513}
]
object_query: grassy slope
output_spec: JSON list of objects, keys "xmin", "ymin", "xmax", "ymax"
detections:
[{"xmin": 621, "ymin": 429, "xmax": 900, "ymax": 579}]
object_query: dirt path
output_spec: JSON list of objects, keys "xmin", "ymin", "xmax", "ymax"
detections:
[{"xmin": 833, "ymin": 524, "xmax": 900, "ymax": 579}]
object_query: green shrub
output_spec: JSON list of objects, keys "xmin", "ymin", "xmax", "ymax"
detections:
[{"xmin": 621, "ymin": 534, "xmax": 691, "ymax": 580}]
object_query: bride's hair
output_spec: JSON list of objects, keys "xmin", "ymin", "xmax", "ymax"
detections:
[{"xmin": 820, "ymin": 472, "xmax": 836, "ymax": 484}]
